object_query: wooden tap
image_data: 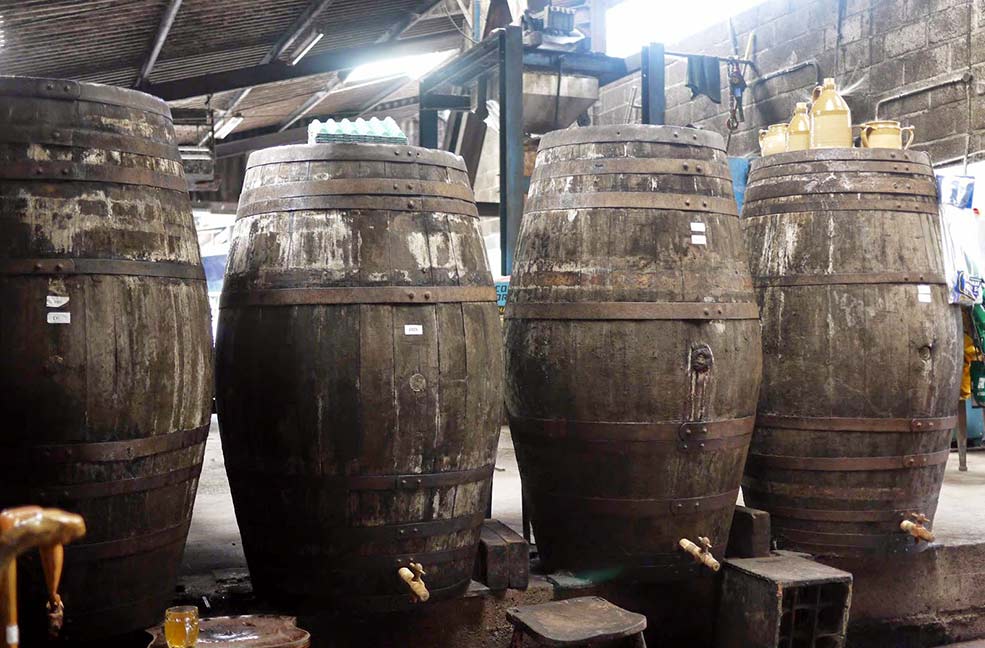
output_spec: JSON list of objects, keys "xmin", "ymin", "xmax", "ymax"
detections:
[
  {"xmin": 0, "ymin": 507, "xmax": 86, "ymax": 648},
  {"xmin": 679, "ymin": 536, "xmax": 721, "ymax": 572},
  {"xmin": 900, "ymin": 513, "xmax": 935, "ymax": 543},
  {"xmin": 397, "ymin": 562, "xmax": 430, "ymax": 603}
]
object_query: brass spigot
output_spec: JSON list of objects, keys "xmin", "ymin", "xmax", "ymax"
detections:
[
  {"xmin": 900, "ymin": 512, "xmax": 935, "ymax": 543},
  {"xmin": 397, "ymin": 562, "xmax": 430, "ymax": 603},
  {"xmin": 0, "ymin": 506, "xmax": 86, "ymax": 648},
  {"xmin": 679, "ymin": 536, "xmax": 721, "ymax": 572}
]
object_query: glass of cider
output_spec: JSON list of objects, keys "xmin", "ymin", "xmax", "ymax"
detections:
[{"xmin": 164, "ymin": 605, "xmax": 199, "ymax": 648}]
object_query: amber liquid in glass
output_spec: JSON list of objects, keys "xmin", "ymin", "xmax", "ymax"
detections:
[{"xmin": 164, "ymin": 606, "xmax": 199, "ymax": 648}]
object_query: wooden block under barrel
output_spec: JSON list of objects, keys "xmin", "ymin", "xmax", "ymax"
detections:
[
  {"xmin": 487, "ymin": 519, "xmax": 530, "ymax": 589},
  {"xmin": 726, "ymin": 506, "xmax": 771, "ymax": 558},
  {"xmin": 475, "ymin": 523, "xmax": 510, "ymax": 589},
  {"xmin": 473, "ymin": 519, "xmax": 529, "ymax": 590}
]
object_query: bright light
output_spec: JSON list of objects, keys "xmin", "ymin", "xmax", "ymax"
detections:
[
  {"xmin": 605, "ymin": 0, "xmax": 765, "ymax": 58},
  {"xmin": 214, "ymin": 114, "xmax": 244, "ymax": 140},
  {"xmin": 291, "ymin": 32, "xmax": 323, "ymax": 65},
  {"xmin": 346, "ymin": 50, "xmax": 456, "ymax": 84}
]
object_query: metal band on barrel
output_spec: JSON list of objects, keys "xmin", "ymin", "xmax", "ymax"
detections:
[
  {"xmin": 745, "ymin": 449, "xmax": 950, "ymax": 471},
  {"xmin": 0, "ymin": 78, "xmax": 172, "ymax": 117},
  {"xmin": 240, "ymin": 511, "xmax": 485, "ymax": 543},
  {"xmin": 773, "ymin": 527, "xmax": 916, "ymax": 550},
  {"xmin": 524, "ymin": 192, "xmax": 738, "ymax": 215},
  {"xmin": 526, "ymin": 488, "xmax": 739, "ymax": 517},
  {"xmin": 510, "ymin": 416, "xmax": 754, "ymax": 441},
  {"xmin": 8, "ymin": 463, "xmax": 203, "ymax": 500},
  {"xmin": 0, "ymin": 258, "xmax": 205, "ymax": 280},
  {"xmin": 236, "ymin": 194, "xmax": 480, "ymax": 219},
  {"xmin": 0, "ymin": 125, "xmax": 180, "ymax": 161},
  {"xmin": 748, "ymin": 160, "xmax": 932, "ymax": 181},
  {"xmin": 538, "ymin": 125, "xmax": 725, "ymax": 150},
  {"xmin": 249, "ymin": 544, "xmax": 478, "ymax": 571},
  {"xmin": 220, "ymin": 285, "xmax": 496, "ymax": 308},
  {"xmin": 746, "ymin": 177, "xmax": 938, "ymax": 201},
  {"xmin": 764, "ymin": 506, "xmax": 934, "ymax": 523},
  {"xmin": 241, "ymin": 178, "xmax": 474, "ymax": 203},
  {"xmin": 246, "ymin": 143, "xmax": 467, "ymax": 171},
  {"xmin": 0, "ymin": 161, "xmax": 186, "ymax": 191},
  {"xmin": 68, "ymin": 520, "xmax": 192, "ymax": 562},
  {"xmin": 755, "ymin": 414, "xmax": 957, "ymax": 432},
  {"xmin": 0, "ymin": 422, "xmax": 210, "ymax": 464},
  {"xmin": 749, "ymin": 147, "xmax": 932, "ymax": 168},
  {"xmin": 741, "ymin": 197, "xmax": 938, "ymax": 217},
  {"xmin": 505, "ymin": 301, "xmax": 759, "ymax": 320},
  {"xmin": 225, "ymin": 464, "xmax": 495, "ymax": 492},
  {"xmin": 754, "ymin": 272, "xmax": 947, "ymax": 287},
  {"xmin": 530, "ymin": 158, "xmax": 732, "ymax": 181}
]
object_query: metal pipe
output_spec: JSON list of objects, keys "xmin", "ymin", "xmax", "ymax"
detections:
[
  {"xmin": 663, "ymin": 50, "xmax": 755, "ymax": 67},
  {"xmin": 134, "ymin": 0, "xmax": 182, "ymax": 88},
  {"xmin": 750, "ymin": 60, "xmax": 821, "ymax": 89},
  {"xmin": 874, "ymin": 71, "xmax": 973, "ymax": 120}
]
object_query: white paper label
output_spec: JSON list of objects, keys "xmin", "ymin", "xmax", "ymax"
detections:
[
  {"xmin": 690, "ymin": 222, "xmax": 706, "ymax": 233},
  {"xmin": 47, "ymin": 312, "xmax": 71, "ymax": 324},
  {"xmin": 691, "ymin": 234, "xmax": 707, "ymax": 246},
  {"xmin": 978, "ymin": 377, "xmax": 985, "ymax": 389},
  {"xmin": 46, "ymin": 295, "xmax": 69, "ymax": 308},
  {"xmin": 6, "ymin": 624, "xmax": 18, "ymax": 645},
  {"xmin": 917, "ymin": 284, "xmax": 931, "ymax": 303},
  {"xmin": 404, "ymin": 324, "xmax": 423, "ymax": 336}
]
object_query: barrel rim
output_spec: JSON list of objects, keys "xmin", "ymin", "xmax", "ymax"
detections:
[
  {"xmin": 0, "ymin": 76, "xmax": 172, "ymax": 119},
  {"xmin": 749, "ymin": 147, "xmax": 932, "ymax": 170},
  {"xmin": 538, "ymin": 124, "xmax": 725, "ymax": 151},
  {"xmin": 246, "ymin": 142, "xmax": 468, "ymax": 172}
]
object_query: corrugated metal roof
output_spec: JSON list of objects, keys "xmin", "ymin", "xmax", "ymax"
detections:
[{"xmin": 0, "ymin": 0, "xmax": 466, "ymax": 119}]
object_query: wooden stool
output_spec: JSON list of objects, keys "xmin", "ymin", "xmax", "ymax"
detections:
[{"xmin": 506, "ymin": 596, "xmax": 647, "ymax": 647}]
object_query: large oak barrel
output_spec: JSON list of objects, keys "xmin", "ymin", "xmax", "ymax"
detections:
[
  {"xmin": 505, "ymin": 125, "xmax": 762, "ymax": 578},
  {"xmin": 742, "ymin": 148, "xmax": 961, "ymax": 557},
  {"xmin": 0, "ymin": 78, "xmax": 213, "ymax": 638},
  {"xmin": 216, "ymin": 143, "xmax": 503, "ymax": 610}
]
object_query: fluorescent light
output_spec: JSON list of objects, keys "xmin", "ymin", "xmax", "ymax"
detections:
[
  {"xmin": 605, "ymin": 0, "xmax": 766, "ymax": 57},
  {"xmin": 214, "ymin": 114, "xmax": 244, "ymax": 140},
  {"xmin": 291, "ymin": 32, "xmax": 324, "ymax": 65},
  {"xmin": 346, "ymin": 50, "xmax": 456, "ymax": 84}
]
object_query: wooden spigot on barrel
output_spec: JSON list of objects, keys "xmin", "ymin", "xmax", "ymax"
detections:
[{"xmin": 0, "ymin": 506, "xmax": 86, "ymax": 648}]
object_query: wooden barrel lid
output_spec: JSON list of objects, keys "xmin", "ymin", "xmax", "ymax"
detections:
[{"xmin": 147, "ymin": 615, "xmax": 310, "ymax": 648}]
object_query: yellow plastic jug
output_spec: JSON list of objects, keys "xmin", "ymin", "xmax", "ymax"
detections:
[
  {"xmin": 810, "ymin": 78, "xmax": 852, "ymax": 149},
  {"xmin": 860, "ymin": 120, "xmax": 914, "ymax": 150},
  {"xmin": 759, "ymin": 123, "xmax": 788, "ymax": 156},
  {"xmin": 787, "ymin": 102, "xmax": 810, "ymax": 151}
]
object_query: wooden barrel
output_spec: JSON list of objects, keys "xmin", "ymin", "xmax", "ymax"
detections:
[
  {"xmin": 504, "ymin": 125, "xmax": 762, "ymax": 578},
  {"xmin": 216, "ymin": 143, "xmax": 503, "ymax": 610},
  {"xmin": 0, "ymin": 78, "xmax": 213, "ymax": 638},
  {"xmin": 742, "ymin": 148, "xmax": 961, "ymax": 557}
]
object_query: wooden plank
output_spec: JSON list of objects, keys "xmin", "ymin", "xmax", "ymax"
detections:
[{"xmin": 485, "ymin": 518, "xmax": 529, "ymax": 589}]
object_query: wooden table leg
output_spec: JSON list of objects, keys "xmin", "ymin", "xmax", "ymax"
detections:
[{"xmin": 958, "ymin": 400, "xmax": 969, "ymax": 472}]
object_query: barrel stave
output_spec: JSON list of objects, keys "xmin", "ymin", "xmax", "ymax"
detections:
[
  {"xmin": 217, "ymin": 143, "xmax": 501, "ymax": 609},
  {"xmin": 506, "ymin": 125, "xmax": 761, "ymax": 577},
  {"xmin": 0, "ymin": 78, "xmax": 212, "ymax": 638},
  {"xmin": 742, "ymin": 149, "xmax": 961, "ymax": 556}
]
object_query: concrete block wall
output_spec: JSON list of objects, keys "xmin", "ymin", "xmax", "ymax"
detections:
[{"xmin": 595, "ymin": 0, "xmax": 983, "ymax": 165}]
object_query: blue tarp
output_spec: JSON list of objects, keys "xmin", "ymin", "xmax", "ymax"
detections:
[{"xmin": 729, "ymin": 157, "xmax": 751, "ymax": 213}]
